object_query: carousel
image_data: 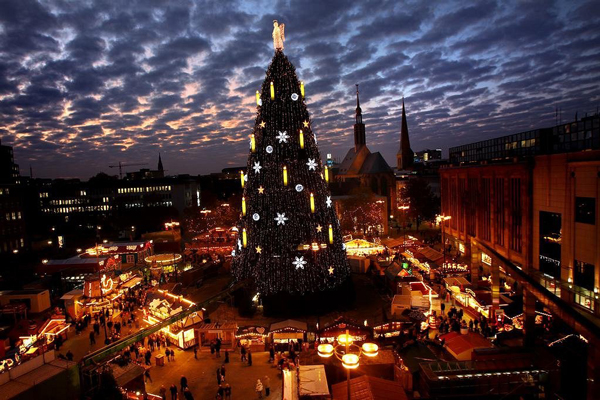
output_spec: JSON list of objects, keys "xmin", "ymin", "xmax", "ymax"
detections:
[
  {"xmin": 344, "ymin": 239, "xmax": 385, "ymax": 256},
  {"xmin": 145, "ymin": 253, "xmax": 182, "ymax": 274}
]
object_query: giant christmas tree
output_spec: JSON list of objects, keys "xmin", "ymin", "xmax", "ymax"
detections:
[{"xmin": 232, "ymin": 22, "xmax": 350, "ymax": 297}]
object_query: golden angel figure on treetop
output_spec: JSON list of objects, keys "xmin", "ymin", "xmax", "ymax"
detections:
[{"xmin": 273, "ymin": 20, "xmax": 285, "ymax": 51}]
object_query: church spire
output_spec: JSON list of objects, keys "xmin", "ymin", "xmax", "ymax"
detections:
[
  {"xmin": 353, "ymin": 84, "xmax": 366, "ymax": 151},
  {"xmin": 397, "ymin": 97, "xmax": 414, "ymax": 170},
  {"xmin": 158, "ymin": 153, "xmax": 164, "ymax": 171},
  {"xmin": 355, "ymin": 84, "xmax": 362, "ymax": 125}
]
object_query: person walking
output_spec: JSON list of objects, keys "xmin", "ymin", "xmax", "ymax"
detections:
[
  {"xmin": 224, "ymin": 382, "xmax": 231, "ymax": 400},
  {"xmin": 193, "ymin": 344, "xmax": 198, "ymax": 360},
  {"xmin": 255, "ymin": 379, "xmax": 263, "ymax": 399},
  {"xmin": 183, "ymin": 387, "xmax": 194, "ymax": 400},
  {"xmin": 220, "ymin": 364, "xmax": 226, "ymax": 379},
  {"xmin": 66, "ymin": 350, "xmax": 73, "ymax": 361},
  {"xmin": 247, "ymin": 351, "xmax": 252, "ymax": 366},
  {"xmin": 263, "ymin": 375, "xmax": 271, "ymax": 397},
  {"xmin": 240, "ymin": 346, "xmax": 247, "ymax": 362},
  {"xmin": 166, "ymin": 348, "xmax": 171, "ymax": 362},
  {"xmin": 440, "ymin": 302, "xmax": 445, "ymax": 315},
  {"xmin": 159, "ymin": 385, "xmax": 167, "ymax": 400},
  {"xmin": 169, "ymin": 384, "xmax": 178, "ymax": 400},
  {"xmin": 144, "ymin": 368, "xmax": 152, "ymax": 383},
  {"xmin": 216, "ymin": 367, "xmax": 222, "ymax": 385},
  {"xmin": 224, "ymin": 350, "xmax": 229, "ymax": 363},
  {"xmin": 180, "ymin": 375, "xmax": 188, "ymax": 392},
  {"xmin": 89, "ymin": 331, "xmax": 96, "ymax": 345}
]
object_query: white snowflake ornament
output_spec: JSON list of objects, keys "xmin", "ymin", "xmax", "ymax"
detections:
[
  {"xmin": 293, "ymin": 256, "xmax": 307, "ymax": 270},
  {"xmin": 276, "ymin": 131, "xmax": 289, "ymax": 143},
  {"xmin": 326, "ymin": 196, "xmax": 332, "ymax": 208},
  {"xmin": 306, "ymin": 158, "xmax": 317, "ymax": 170},
  {"xmin": 253, "ymin": 162, "xmax": 262, "ymax": 174},
  {"xmin": 274, "ymin": 213, "xmax": 288, "ymax": 226}
]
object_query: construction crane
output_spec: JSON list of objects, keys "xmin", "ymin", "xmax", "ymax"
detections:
[{"xmin": 108, "ymin": 162, "xmax": 148, "ymax": 179}]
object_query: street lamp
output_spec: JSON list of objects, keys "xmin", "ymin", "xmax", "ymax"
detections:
[
  {"xmin": 436, "ymin": 215, "xmax": 452, "ymax": 263},
  {"xmin": 318, "ymin": 330, "xmax": 379, "ymax": 400},
  {"xmin": 397, "ymin": 205, "xmax": 409, "ymax": 251}
]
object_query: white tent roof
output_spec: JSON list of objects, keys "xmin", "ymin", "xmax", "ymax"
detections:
[{"xmin": 270, "ymin": 319, "xmax": 308, "ymax": 332}]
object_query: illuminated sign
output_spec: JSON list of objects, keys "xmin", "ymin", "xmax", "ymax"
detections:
[
  {"xmin": 100, "ymin": 274, "xmax": 114, "ymax": 295},
  {"xmin": 458, "ymin": 243, "xmax": 465, "ymax": 254},
  {"xmin": 481, "ymin": 253, "xmax": 492, "ymax": 266}
]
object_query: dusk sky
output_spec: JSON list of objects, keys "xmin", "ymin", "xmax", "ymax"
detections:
[{"xmin": 1, "ymin": 0, "xmax": 599, "ymax": 179}]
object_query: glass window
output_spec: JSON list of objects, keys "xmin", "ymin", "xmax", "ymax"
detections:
[
  {"xmin": 574, "ymin": 260, "xmax": 595, "ymax": 291},
  {"xmin": 539, "ymin": 211, "xmax": 562, "ymax": 278},
  {"xmin": 575, "ymin": 197, "xmax": 595, "ymax": 224}
]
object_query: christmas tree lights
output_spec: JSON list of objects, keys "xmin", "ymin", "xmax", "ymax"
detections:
[{"xmin": 231, "ymin": 26, "xmax": 350, "ymax": 295}]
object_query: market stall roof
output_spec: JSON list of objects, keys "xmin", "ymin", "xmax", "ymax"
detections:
[
  {"xmin": 59, "ymin": 289, "xmax": 83, "ymax": 301},
  {"xmin": 443, "ymin": 277, "xmax": 471, "ymax": 288},
  {"xmin": 120, "ymin": 276, "xmax": 143, "ymax": 289},
  {"xmin": 418, "ymin": 246, "xmax": 443, "ymax": 263},
  {"xmin": 320, "ymin": 316, "xmax": 372, "ymax": 337},
  {"xmin": 332, "ymin": 374, "xmax": 407, "ymax": 400},
  {"xmin": 344, "ymin": 239, "xmax": 385, "ymax": 255},
  {"xmin": 441, "ymin": 332, "xmax": 494, "ymax": 361},
  {"xmin": 398, "ymin": 342, "xmax": 439, "ymax": 373},
  {"xmin": 38, "ymin": 256, "xmax": 110, "ymax": 275},
  {"xmin": 196, "ymin": 322, "xmax": 238, "ymax": 331},
  {"xmin": 299, "ymin": 365, "xmax": 330, "ymax": 397},
  {"xmin": 384, "ymin": 262, "xmax": 402, "ymax": 280},
  {"xmin": 381, "ymin": 237, "xmax": 405, "ymax": 248},
  {"xmin": 270, "ymin": 319, "xmax": 308, "ymax": 333}
]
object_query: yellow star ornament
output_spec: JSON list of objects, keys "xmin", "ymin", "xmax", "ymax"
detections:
[{"xmin": 256, "ymin": 246, "xmax": 262, "ymax": 254}]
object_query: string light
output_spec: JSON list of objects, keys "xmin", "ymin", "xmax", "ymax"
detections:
[
  {"xmin": 270, "ymin": 81, "xmax": 275, "ymax": 100},
  {"xmin": 310, "ymin": 193, "xmax": 315, "ymax": 213},
  {"xmin": 256, "ymin": 91, "xmax": 261, "ymax": 106},
  {"xmin": 242, "ymin": 228, "xmax": 247, "ymax": 248},
  {"xmin": 299, "ymin": 130, "xmax": 304, "ymax": 149},
  {"xmin": 240, "ymin": 170, "xmax": 245, "ymax": 188},
  {"xmin": 242, "ymin": 197, "xmax": 247, "ymax": 216},
  {"xmin": 324, "ymin": 166, "xmax": 329, "ymax": 183},
  {"xmin": 300, "ymin": 81, "xmax": 304, "ymax": 98},
  {"xmin": 283, "ymin": 165, "xmax": 288, "ymax": 186},
  {"xmin": 329, "ymin": 224, "xmax": 333, "ymax": 244},
  {"xmin": 250, "ymin": 134, "xmax": 256, "ymax": 153}
]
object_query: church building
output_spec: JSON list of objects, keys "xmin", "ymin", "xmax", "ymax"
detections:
[{"xmin": 334, "ymin": 85, "xmax": 396, "ymax": 213}]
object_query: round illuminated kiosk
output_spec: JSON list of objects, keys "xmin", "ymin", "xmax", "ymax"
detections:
[{"xmin": 145, "ymin": 253, "xmax": 183, "ymax": 273}]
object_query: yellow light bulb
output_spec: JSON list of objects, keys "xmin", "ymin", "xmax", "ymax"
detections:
[
  {"xmin": 242, "ymin": 228, "xmax": 247, "ymax": 248},
  {"xmin": 255, "ymin": 90, "xmax": 260, "ymax": 106},
  {"xmin": 310, "ymin": 193, "xmax": 315, "ymax": 213},
  {"xmin": 242, "ymin": 197, "xmax": 246, "ymax": 216},
  {"xmin": 299, "ymin": 130, "xmax": 304, "ymax": 149},
  {"xmin": 329, "ymin": 224, "xmax": 333, "ymax": 244},
  {"xmin": 324, "ymin": 166, "xmax": 329, "ymax": 183},
  {"xmin": 240, "ymin": 171, "xmax": 245, "ymax": 188},
  {"xmin": 250, "ymin": 134, "xmax": 255, "ymax": 153},
  {"xmin": 283, "ymin": 166, "xmax": 288, "ymax": 186},
  {"xmin": 300, "ymin": 81, "xmax": 305, "ymax": 98},
  {"xmin": 270, "ymin": 82, "xmax": 274, "ymax": 100}
]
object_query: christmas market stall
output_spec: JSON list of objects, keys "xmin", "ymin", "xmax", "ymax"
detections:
[
  {"xmin": 143, "ymin": 289, "xmax": 201, "ymax": 349},
  {"xmin": 318, "ymin": 317, "xmax": 372, "ymax": 343},
  {"xmin": 236, "ymin": 326, "xmax": 269, "ymax": 352},
  {"xmin": 270, "ymin": 319, "xmax": 308, "ymax": 351},
  {"xmin": 196, "ymin": 322, "xmax": 238, "ymax": 351}
]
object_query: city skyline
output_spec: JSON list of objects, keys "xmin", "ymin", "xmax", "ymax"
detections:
[{"xmin": 1, "ymin": 0, "xmax": 599, "ymax": 179}]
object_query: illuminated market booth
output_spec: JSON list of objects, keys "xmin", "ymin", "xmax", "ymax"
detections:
[
  {"xmin": 196, "ymin": 322, "xmax": 238, "ymax": 351},
  {"xmin": 444, "ymin": 277, "xmax": 510, "ymax": 319},
  {"xmin": 37, "ymin": 256, "xmax": 121, "ymax": 288},
  {"xmin": 236, "ymin": 326, "xmax": 269, "ymax": 352},
  {"xmin": 143, "ymin": 289, "xmax": 201, "ymax": 349},
  {"xmin": 318, "ymin": 317, "xmax": 372, "ymax": 343},
  {"xmin": 270, "ymin": 319, "xmax": 309, "ymax": 351}
]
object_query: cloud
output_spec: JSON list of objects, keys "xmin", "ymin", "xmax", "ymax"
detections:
[{"xmin": 0, "ymin": 0, "xmax": 598, "ymax": 179}]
